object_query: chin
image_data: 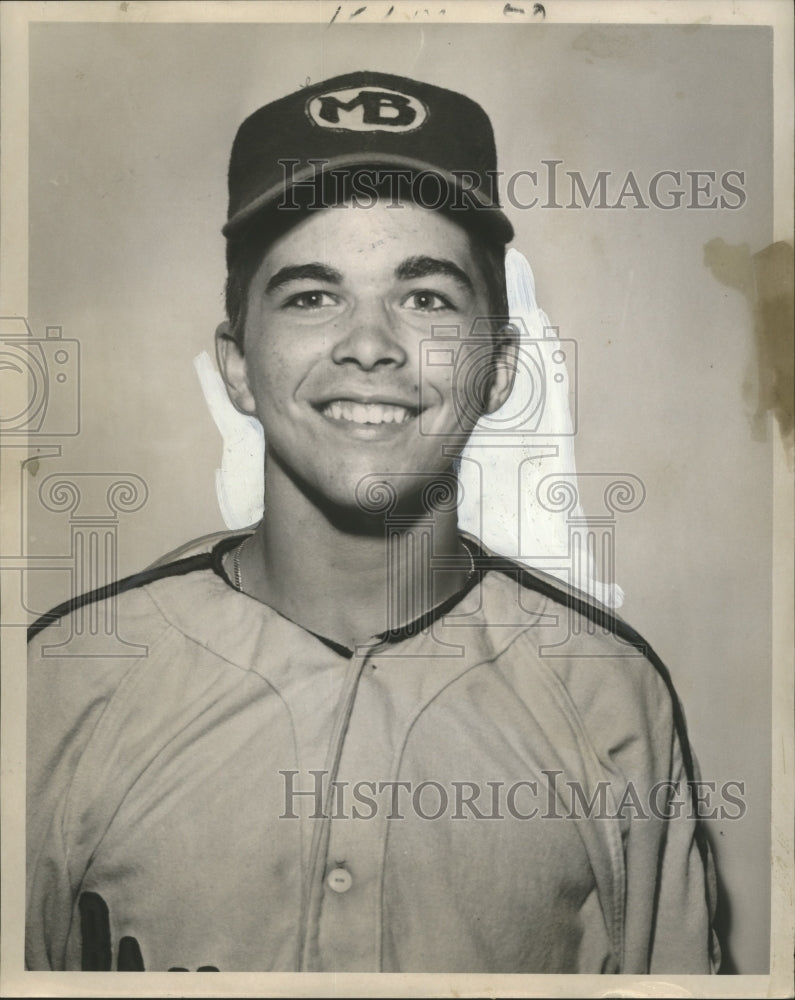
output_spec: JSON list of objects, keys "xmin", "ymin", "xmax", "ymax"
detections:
[
  {"xmin": 270, "ymin": 444, "xmax": 461, "ymax": 522},
  {"xmin": 325, "ymin": 466, "xmax": 462, "ymax": 523}
]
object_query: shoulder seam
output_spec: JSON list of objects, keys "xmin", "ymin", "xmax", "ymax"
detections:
[
  {"xmin": 486, "ymin": 555, "xmax": 636, "ymax": 645},
  {"xmin": 484, "ymin": 556, "xmax": 693, "ymax": 768},
  {"xmin": 27, "ymin": 550, "xmax": 219, "ymax": 644}
]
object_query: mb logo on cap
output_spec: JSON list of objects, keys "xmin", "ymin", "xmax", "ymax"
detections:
[
  {"xmin": 307, "ymin": 87, "xmax": 428, "ymax": 132},
  {"xmin": 223, "ymin": 70, "xmax": 513, "ymax": 243}
]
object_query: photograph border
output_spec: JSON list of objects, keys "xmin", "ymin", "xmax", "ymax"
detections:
[{"xmin": 1, "ymin": 1, "xmax": 792, "ymax": 997}]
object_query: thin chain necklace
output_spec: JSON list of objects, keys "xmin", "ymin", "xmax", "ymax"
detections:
[
  {"xmin": 459, "ymin": 536, "xmax": 478, "ymax": 582},
  {"xmin": 232, "ymin": 537, "xmax": 249, "ymax": 593},
  {"xmin": 231, "ymin": 536, "xmax": 477, "ymax": 595}
]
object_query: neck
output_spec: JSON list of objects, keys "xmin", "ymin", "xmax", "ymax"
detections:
[{"xmin": 236, "ymin": 465, "xmax": 473, "ymax": 649}]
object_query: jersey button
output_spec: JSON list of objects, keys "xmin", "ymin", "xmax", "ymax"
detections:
[{"xmin": 326, "ymin": 866, "xmax": 353, "ymax": 893}]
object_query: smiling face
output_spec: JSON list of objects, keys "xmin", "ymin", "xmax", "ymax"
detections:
[{"xmin": 217, "ymin": 200, "xmax": 516, "ymax": 515}]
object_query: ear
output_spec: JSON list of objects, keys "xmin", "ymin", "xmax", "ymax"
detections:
[
  {"xmin": 215, "ymin": 320, "xmax": 257, "ymax": 416},
  {"xmin": 481, "ymin": 323, "xmax": 519, "ymax": 414}
]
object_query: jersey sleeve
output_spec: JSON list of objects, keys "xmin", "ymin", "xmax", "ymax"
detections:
[
  {"xmin": 26, "ymin": 631, "xmax": 124, "ymax": 969},
  {"xmin": 604, "ymin": 656, "xmax": 721, "ymax": 973},
  {"xmin": 644, "ymin": 723, "xmax": 722, "ymax": 973},
  {"xmin": 555, "ymin": 629, "xmax": 722, "ymax": 974}
]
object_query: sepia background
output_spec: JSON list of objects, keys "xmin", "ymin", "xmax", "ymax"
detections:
[{"xmin": 18, "ymin": 17, "xmax": 776, "ymax": 975}]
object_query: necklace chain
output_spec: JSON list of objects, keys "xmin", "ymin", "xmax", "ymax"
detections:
[
  {"xmin": 459, "ymin": 537, "xmax": 477, "ymax": 581},
  {"xmin": 232, "ymin": 537, "xmax": 247, "ymax": 592},
  {"xmin": 231, "ymin": 536, "xmax": 477, "ymax": 595}
]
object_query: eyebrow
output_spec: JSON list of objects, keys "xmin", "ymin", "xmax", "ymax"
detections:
[
  {"xmin": 263, "ymin": 256, "xmax": 475, "ymax": 295},
  {"xmin": 395, "ymin": 256, "xmax": 474, "ymax": 293},
  {"xmin": 265, "ymin": 263, "xmax": 343, "ymax": 294}
]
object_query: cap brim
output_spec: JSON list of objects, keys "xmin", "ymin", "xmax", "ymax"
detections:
[{"xmin": 222, "ymin": 153, "xmax": 514, "ymax": 244}]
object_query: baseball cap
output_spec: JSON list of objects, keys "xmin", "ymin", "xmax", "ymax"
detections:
[{"xmin": 223, "ymin": 70, "xmax": 514, "ymax": 244}]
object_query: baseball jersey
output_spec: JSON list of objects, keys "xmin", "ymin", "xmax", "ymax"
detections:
[{"xmin": 26, "ymin": 532, "xmax": 720, "ymax": 973}]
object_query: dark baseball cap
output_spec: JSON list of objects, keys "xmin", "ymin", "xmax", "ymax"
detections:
[{"xmin": 223, "ymin": 70, "xmax": 514, "ymax": 244}]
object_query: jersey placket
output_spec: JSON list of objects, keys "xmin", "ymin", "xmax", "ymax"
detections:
[
  {"xmin": 309, "ymin": 631, "xmax": 480, "ymax": 971},
  {"xmin": 312, "ymin": 642, "xmax": 395, "ymax": 971},
  {"xmin": 297, "ymin": 645, "xmax": 371, "ymax": 970}
]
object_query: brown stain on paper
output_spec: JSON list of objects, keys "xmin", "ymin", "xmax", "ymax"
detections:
[{"xmin": 703, "ymin": 238, "xmax": 794, "ymax": 455}]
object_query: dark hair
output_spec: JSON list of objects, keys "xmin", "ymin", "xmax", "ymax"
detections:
[{"xmin": 224, "ymin": 171, "xmax": 509, "ymax": 347}]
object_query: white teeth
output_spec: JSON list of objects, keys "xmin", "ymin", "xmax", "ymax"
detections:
[{"xmin": 321, "ymin": 401, "xmax": 415, "ymax": 425}]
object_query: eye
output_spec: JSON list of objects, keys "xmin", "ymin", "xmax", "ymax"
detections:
[
  {"xmin": 402, "ymin": 290, "xmax": 455, "ymax": 312},
  {"xmin": 283, "ymin": 290, "xmax": 340, "ymax": 310}
]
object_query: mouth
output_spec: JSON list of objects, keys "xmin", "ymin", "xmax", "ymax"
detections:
[{"xmin": 316, "ymin": 399, "xmax": 419, "ymax": 426}]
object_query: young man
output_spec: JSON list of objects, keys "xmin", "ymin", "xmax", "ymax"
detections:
[{"xmin": 26, "ymin": 71, "xmax": 720, "ymax": 974}]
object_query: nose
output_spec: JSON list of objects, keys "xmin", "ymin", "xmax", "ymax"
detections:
[{"xmin": 330, "ymin": 301, "xmax": 407, "ymax": 371}]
